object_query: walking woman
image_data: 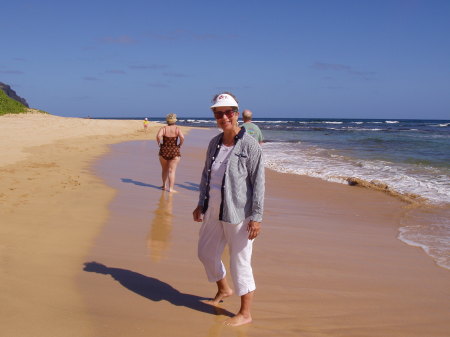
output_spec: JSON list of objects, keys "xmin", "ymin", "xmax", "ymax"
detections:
[
  {"xmin": 193, "ymin": 93, "xmax": 265, "ymax": 326},
  {"xmin": 156, "ymin": 113, "xmax": 184, "ymax": 192}
]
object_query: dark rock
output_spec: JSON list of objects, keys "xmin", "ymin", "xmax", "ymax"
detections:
[{"xmin": 0, "ymin": 82, "xmax": 29, "ymax": 107}]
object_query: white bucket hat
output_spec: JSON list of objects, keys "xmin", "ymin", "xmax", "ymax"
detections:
[{"xmin": 210, "ymin": 93, "xmax": 239, "ymax": 109}]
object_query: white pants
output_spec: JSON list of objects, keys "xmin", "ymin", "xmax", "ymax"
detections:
[{"xmin": 198, "ymin": 201, "xmax": 256, "ymax": 297}]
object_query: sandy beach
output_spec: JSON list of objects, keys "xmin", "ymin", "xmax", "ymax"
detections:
[
  {"xmin": 0, "ymin": 113, "xmax": 162, "ymax": 336},
  {"xmin": 1, "ymin": 114, "xmax": 449, "ymax": 337}
]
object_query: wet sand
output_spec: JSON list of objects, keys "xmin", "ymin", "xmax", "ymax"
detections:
[{"xmin": 80, "ymin": 129, "xmax": 450, "ymax": 337}]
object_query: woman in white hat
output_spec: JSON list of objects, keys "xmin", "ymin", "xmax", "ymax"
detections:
[
  {"xmin": 156, "ymin": 113, "xmax": 184, "ymax": 192},
  {"xmin": 193, "ymin": 92, "xmax": 265, "ymax": 326}
]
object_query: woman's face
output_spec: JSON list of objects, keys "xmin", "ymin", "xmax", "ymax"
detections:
[{"xmin": 213, "ymin": 107, "xmax": 238, "ymax": 131}]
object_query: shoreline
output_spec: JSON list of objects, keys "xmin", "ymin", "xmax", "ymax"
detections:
[
  {"xmin": 81, "ymin": 130, "xmax": 449, "ymax": 336},
  {"xmin": 1, "ymin": 115, "xmax": 449, "ymax": 336}
]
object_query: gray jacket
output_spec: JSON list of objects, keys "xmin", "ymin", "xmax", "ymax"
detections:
[{"xmin": 198, "ymin": 128, "xmax": 265, "ymax": 224}]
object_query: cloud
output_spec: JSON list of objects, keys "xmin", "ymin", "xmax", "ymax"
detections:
[
  {"xmin": 83, "ymin": 76, "xmax": 100, "ymax": 81},
  {"xmin": 129, "ymin": 64, "xmax": 168, "ymax": 70},
  {"xmin": 105, "ymin": 70, "xmax": 126, "ymax": 74},
  {"xmin": 193, "ymin": 33, "xmax": 238, "ymax": 40},
  {"xmin": 100, "ymin": 35, "xmax": 137, "ymax": 45},
  {"xmin": 71, "ymin": 95, "xmax": 92, "ymax": 100},
  {"xmin": 148, "ymin": 30, "xmax": 238, "ymax": 41},
  {"xmin": 147, "ymin": 82, "xmax": 170, "ymax": 88},
  {"xmin": 148, "ymin": 29, "xmax": 187, "ymax": 40},
  {"xmin": 0, "ymin": 70, "xmax": 24, "ymax": 74},
  {"xmin": 348, "ymin": 70, "xmax": 376, "ymax": 80},
  {"xmin": 312, "ymin": 62, "xmax": 352, "ymax": 71},
  {"xmin": 312, "ymin": 62, "xmax": 375, "ymax": 80},
  {"xmin": 82, "ymin": 46, "xmax": 96, "ymax": 51},
  {"xmin": 163, "ymin": 72, "xmax": 188, "ymax": 78},
  {"xmin": 215, "ymin": 85, "xmax": 251, "ymax": 90}
]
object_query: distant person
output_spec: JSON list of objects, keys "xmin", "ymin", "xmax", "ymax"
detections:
[
  {"xmin": 143, "ymin": 117, "xmax": 149, "ymax": 132},
  {"xmin": 156, "ymin": 113, "xmax": 184, "ymax": 193},
  {"xmin": 193, "ymin": 92, "xmax": 265, "ymax": 327},
  {"xmin": 241, "ymin": 109, "xmax": 263, "ymax": 144}
]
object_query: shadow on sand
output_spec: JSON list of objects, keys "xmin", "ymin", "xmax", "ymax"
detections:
[
  {"xmin": 175, "ymin": 181, "xmax": 200, "ymax": 191},
  {"xmin": 83, "ymin": 262, "xmax": 233, "ymax": 317},
  {"xmin": 121, "ymin": 178, "xmax": 161, "ymax": 190},
  {"xmin": 121, "ymin": 178, "xmax": 200, "ymax": 192}
]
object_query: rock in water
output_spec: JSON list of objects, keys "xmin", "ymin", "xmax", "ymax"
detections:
[{"xmin": 0, "ymin": 82, "xmax": 29, "ymax": 107}]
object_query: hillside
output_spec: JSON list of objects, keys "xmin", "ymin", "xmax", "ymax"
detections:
[
  {"xmin": 0, "ymin": 82, "xmax": 29, "ymax": 107},
  {"xmin": 0, "ymin": 83, "xmax": 48, "ymax": 115},
  {"xmin": 0, "ymin": 89, "xmax": 28, "ymax": 115}
]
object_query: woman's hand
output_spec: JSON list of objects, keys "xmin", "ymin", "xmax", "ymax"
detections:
[
  {"xmin": 247, "ymin": 220, "xmax": 261, "ymax": 239},
  {"xmin": 193, "ymin": 206, "xmax": 203, "ymax": 222}
]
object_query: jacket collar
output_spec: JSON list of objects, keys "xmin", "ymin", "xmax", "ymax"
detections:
[{"xmin": 218, "ymin": 127, "xmax": 246, "ymax": 145}]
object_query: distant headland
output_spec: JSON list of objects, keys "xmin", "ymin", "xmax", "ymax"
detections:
[{"xmin": 0, "ymin": 82, "xmax": 29, "ymax": 107}]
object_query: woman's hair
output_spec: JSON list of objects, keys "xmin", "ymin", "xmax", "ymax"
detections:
[
  {"xmin": 166, "ymin": 113, "xmax": 177, "ymax": 125},
  {"xmin": 212, "ymin": 92, "xmax": 239, "ymax": 112}
]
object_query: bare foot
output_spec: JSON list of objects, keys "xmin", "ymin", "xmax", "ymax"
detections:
[
  {"xmin": 224, "ymin": 314, "xmax": 252, "ymax": 327},
  {"xmin": 202, "ymin": 288, "xmax": 233, "ymax": 306},
  {"xmin": 167, "ymin": 189, "xmax": 178, "ymax": 193}
]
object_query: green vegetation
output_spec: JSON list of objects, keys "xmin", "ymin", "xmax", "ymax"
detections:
[{"xmin": 0, "ymin": 89, "xmax": 27, "ymax": 115}]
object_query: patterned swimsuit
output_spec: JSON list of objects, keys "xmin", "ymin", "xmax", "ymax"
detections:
[{"xmin": 159, "ymin": 135, "xmax": 181, "ymax": 160}]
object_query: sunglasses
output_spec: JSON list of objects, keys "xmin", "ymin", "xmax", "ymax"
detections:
[{"xmin": 213, "ymin": 109, "xmax": 236, "ymax": 119}]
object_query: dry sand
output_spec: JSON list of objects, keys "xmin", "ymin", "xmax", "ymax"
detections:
[
  {"xmin": 0, "ymin": 113, "xmax": 164, "ymax": 336},
  {"xmin": 1, "ymin": 115, "xmax": 449, "ymax": 337}
]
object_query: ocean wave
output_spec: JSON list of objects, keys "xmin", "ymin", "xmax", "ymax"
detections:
[
  {"xmin": 252, "ymin": 120, "xmax": 288, "ymax": 124},
  {"xmin": 343, "ymin": 127, "xmax": 384, "ymax": 131},
  {"xmin": 184, "ymin": 119, "xmax": 215, "ymax": 124},
  {"xmin": 262, "ymin": 142, "xmax": 450, "ymax": 205},
  {"xmin": 398, "ymin": 208, "xmax": 450, "ymax": 270},
  {"xmin": 385, "ymin": 120, "xmax": 400, "ymax": 124},
  {"xmin": 398, "ymin": 225, "xmax": 450, "ymax": 270}
]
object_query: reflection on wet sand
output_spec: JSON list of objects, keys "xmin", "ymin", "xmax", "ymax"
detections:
[
  {"xmin": 147, "ymin": 191, "xmax": 173, "ymax": 262},
  {"xmin": 206, "ymin": 317, "xmax": 249, "ymax": 337}
]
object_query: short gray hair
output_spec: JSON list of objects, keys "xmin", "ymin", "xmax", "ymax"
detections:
[{"xmin": 242, "ymin": 109, "xmax": 253, "ymax": 121}]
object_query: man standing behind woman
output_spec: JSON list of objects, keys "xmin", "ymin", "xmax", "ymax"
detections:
[
  {"xmin": 193, "ymin": 93, "xmax": 265, "ymax": 326},
  {"xmin": 157, "ymin": 113, "xmax": 184, "ymax": 193},
  {"xmin": 241, "ymin": 109, "xmax": 264, "ymax": 144}
]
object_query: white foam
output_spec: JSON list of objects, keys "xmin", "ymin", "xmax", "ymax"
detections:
[
  {"xmin": 398, "ymin": 222, "xmax": 450, "ymax": 270},
  {"xmin": 263, "ymin": 142, "xmax": 450, "ymax": 205},
  {"xmin": 252, "ymin": 120, "xmax": 288, "ymax": 124}
]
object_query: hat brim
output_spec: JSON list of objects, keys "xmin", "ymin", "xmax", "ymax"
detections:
[{"xmin": 210, "ymin": 103, "xmax": 239, "ymax": 109}]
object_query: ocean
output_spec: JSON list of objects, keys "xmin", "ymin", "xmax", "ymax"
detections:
[{"xmin": 102, "ymin": 117, "xmax": 450, "ymax": 270}]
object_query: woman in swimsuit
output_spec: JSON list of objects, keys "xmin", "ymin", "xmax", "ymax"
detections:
[{"xmin": 156, "ymin": 113, "xmax": 184, "ymax": 192}]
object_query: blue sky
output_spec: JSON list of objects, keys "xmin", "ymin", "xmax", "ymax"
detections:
[{"xmin": 1, "ymin": 0, "xmax": 449, "ymax": 119}]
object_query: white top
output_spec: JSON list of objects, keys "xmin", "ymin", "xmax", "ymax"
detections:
[{"xmin": 209, "ymin": 144, "xmax": 235, "ymax": 206}]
